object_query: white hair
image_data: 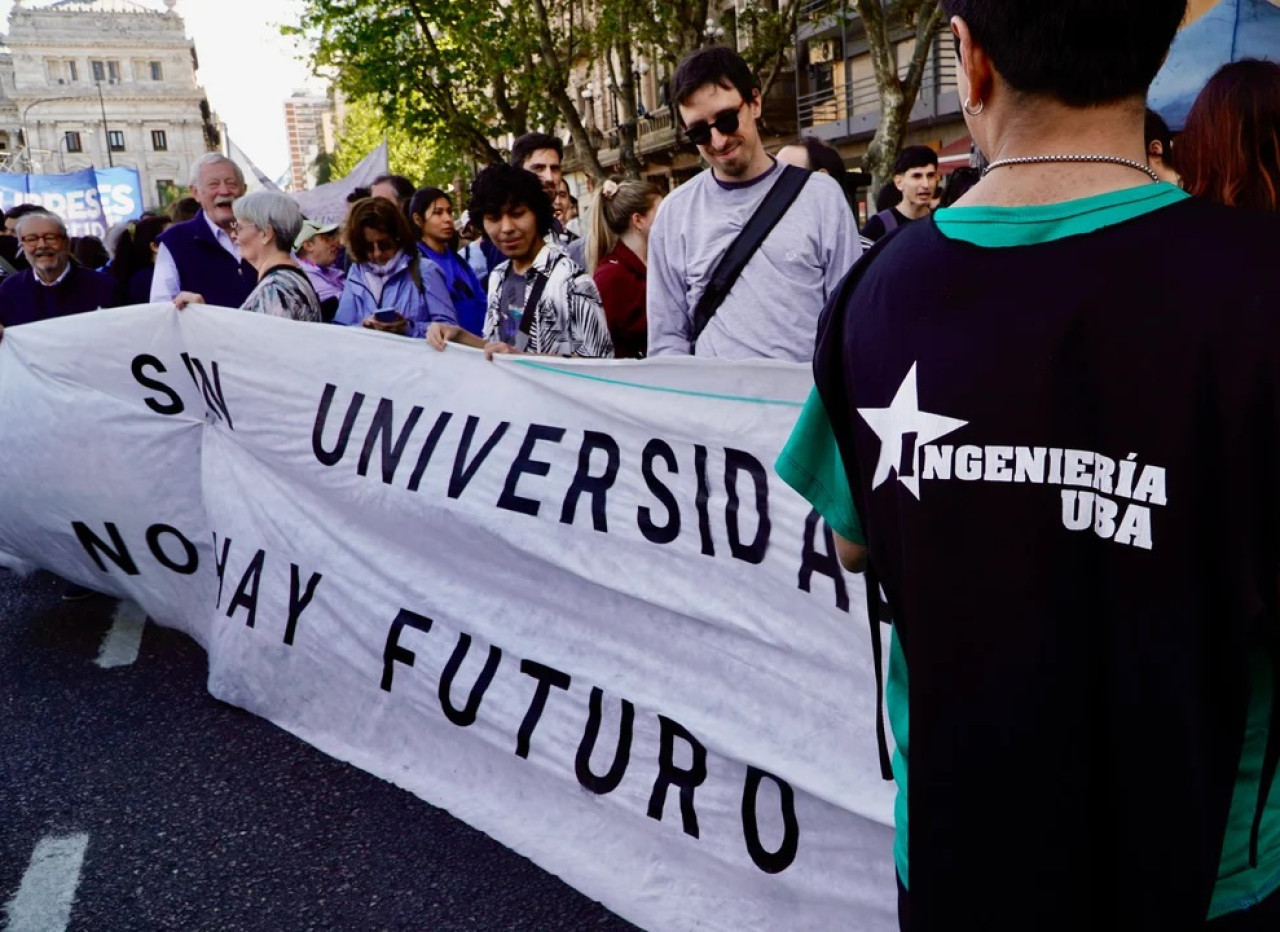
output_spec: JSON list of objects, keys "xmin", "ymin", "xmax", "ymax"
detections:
[
  {"xmin": 232, "ymin": 190, "xmax": 303, "ymax": 251},
  {"xmin": 189, "ymin": 152, "xmax": 245, "ymax": 188},
  {"xmin": 14, "ymin": 210, "xmax": 66, "ymax": 238}
]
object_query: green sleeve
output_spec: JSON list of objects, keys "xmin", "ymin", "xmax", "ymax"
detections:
[{"xmin": 775, "ymin": 387, "xmax": 865, "ymax": 545}]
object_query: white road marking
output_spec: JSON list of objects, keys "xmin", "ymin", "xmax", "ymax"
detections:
[
  {"xmin": 95, "ymin": 600, "xmax": 146, "ymax": 669},
  {"xmin": 3, "ymin": 833, "xmax": 89, "ymax": 932}
]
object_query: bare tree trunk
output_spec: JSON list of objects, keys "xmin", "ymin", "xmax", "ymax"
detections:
[
  {"xmin": 606, "ymin": 9, "xmax": 644, "ymax": 179},
  {"xmin": 854, "ymin": 0, "xmax": 944, "ymax": 189},
  {"xmin": 755, "ymin": 0, "xmax": 801, "ymax": 104},
  {"xmin": 529, "ymin": 0, "xmax": 608, "ymax": 180}
]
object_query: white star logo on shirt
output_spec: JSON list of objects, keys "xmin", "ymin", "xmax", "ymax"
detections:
[{"xmin": 858, "ymin": 363, "xmax": 968, "ymax": 499}]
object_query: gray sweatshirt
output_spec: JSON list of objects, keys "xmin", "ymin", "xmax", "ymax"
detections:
[{"xmin": 647, "ymin": 161, "xmax": 860, "ymax": 362}]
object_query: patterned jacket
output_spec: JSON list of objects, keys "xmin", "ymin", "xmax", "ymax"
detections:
[{"xmin": 484, "ymin": 245, "xmax": 614, "ymax": 357}]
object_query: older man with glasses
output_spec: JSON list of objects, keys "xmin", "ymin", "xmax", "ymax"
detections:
[
  {"xmin": 0, "ymin": 207, "xmax": 118, "ymax": 602},
  {"xmin": 646, "ymin": 45, "xmax": 859, "ymax": 362},
  {"xmin": 0, "ymin": 209, "xmax": 115, "ymax": 343}
]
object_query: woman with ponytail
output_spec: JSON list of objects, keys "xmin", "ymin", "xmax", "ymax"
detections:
[
  {"xmin": 408, "ymin": 187, "xmax": 488, "ymax": 336},
  {"xmin": 588, "ymin": 178, "xmax": 662, "ymax": 358}
]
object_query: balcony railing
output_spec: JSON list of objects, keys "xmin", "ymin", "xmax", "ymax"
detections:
[{"xmin": 798, "ymin": 53, "xmax": 959, "ymax": 133}]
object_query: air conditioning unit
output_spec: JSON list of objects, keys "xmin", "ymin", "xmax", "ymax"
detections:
[{"xmin": 812, "ymin": 39, "xmax": 842, "ymax": 64}]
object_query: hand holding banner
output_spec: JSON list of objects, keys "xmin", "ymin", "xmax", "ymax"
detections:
[{"xmin": 0, "ymin": 305, "xmax": 896, "ymax": 932}]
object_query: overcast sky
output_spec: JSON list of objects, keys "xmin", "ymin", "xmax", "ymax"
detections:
[{"xmin": 0, "ymin": 0, "xmax": 326, "ymax": 179}]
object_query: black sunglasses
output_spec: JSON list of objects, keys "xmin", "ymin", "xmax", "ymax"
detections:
[{"xmin": 683, "ymin": 102, "xmax": 745, "ymax": 146}]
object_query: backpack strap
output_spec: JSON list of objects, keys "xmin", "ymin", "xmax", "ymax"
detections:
[
  {"xmin": 691, "ymin": 163, "xmax": 810, "ymax": 346},
  {"xmin": 873, "ymin": 209, "xmax": 899, "ymax": 234}
]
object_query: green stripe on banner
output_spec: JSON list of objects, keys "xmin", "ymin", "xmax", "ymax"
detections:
[{"xmin": 510, "ymin": 359, "xmax": 805, "ymax": 408}]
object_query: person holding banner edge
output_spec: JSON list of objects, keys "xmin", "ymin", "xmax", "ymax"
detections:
[
  {"xmin": 0, "ymin": 208, "xmax": 115, "ymax": 340},
  {"xmin": 778, "ymin": 1, "xmax": 1280, "ymax": 929},
  {"xmin": 172, "ymin": 191, "xmax": 322, "ymax": 323},
  {"xmin": 426, "ymin": 163, "xmax": 612, "ymax": 359}
]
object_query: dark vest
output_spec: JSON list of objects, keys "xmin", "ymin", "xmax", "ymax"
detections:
[{"xmin": 158, "ymin": 209, "xmax": 255, "ymax": 307}]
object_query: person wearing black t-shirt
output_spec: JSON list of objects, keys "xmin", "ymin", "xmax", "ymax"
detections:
[
  {"xmin": 779, "ymin": 2, "xmax": 1280, "ymax": 930},
  {"xmin": 860, "ymin": 145, "xmax": 938, "ymax": 242}
]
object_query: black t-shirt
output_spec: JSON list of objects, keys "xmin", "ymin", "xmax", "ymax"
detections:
[{"xmin": 815, "ymin": 198, "xmax": 1280, "ymax": 930}]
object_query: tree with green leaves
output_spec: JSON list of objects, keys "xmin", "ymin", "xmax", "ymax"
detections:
[
  {"xmin": 852, "ymin": 0, "xmax": 946, "ymax": 188},
  {"xmin": 589, "ymin": 0, "xmax": 801, "ymax": 179},
  {"xmin": 288, "ymin": 1, "xmax": 559, "ymax": 170},
  {"xmin": 329, "ymin": 96, "xmax": 470, "ymax": 188}
]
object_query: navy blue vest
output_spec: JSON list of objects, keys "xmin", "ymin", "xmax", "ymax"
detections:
[{"xmin": 158, "ymin": 210, "xmax": 255, "ymax": 307}]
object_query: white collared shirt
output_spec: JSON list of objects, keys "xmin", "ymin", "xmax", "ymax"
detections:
[
  {"xmin": 149, "ymin": 211, "xmax": 242, "ymax": 302},
  {"xmin": 33, "ymin": 261, "xmax": 72, "ymax": 287}
]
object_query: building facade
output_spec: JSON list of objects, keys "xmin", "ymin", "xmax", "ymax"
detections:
[
  {"xmin": 0, "ymin": 0, "xmax": 219, "ymax": 209},
  {"xmin": 283, "ymin": 90, "xmax": 335, "ymax": 192}
]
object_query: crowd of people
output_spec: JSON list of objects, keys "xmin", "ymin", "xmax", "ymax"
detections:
[{"xmin": 1, "ymin": 2, "xmax": 1280, "ymax": 928}]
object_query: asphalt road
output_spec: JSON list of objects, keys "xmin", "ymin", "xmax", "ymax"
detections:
[{"xmin": 0, "ymin": 566, "xmax": 641, "ymax": 932}]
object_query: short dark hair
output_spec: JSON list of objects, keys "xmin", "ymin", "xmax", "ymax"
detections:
[
  {"xmin": 939, "ymin": 166, "xmax": 982, "ymax": 208},
  {"xmin": 6, "ymin": 203, "xmax": 45, "ymax": 223},
  {"xmin": 371, "ymin": 173, "xmax": 415, "ymax": 204},
  {"xmin": 468, "ymin": 162, "xmax": 554, "ymax": 239},
  {"xmin": 799, "ymin": 137, "xmax": 846, "ymax": 180},
  {"xmin": 893, "ymin": 145, "xmax": 938, "ymax": 175},
  {"xmin": 346, "ymin": 186, "xmax": 372, "ymax": 204},
  {"xmin": 168, "ymin": 196, "xmax": 200, "ymax": 223},
  {"xmin": 510, "ymin": 133, "xmax": 563, "ymax": 169},
  {"xmin": 942, "ymin": 1, "xmax": 1187, "ymax": 106},
  {"xmin": 670, "ymin": 46, "xmax": 760, "ymax": 121},
  {"xmin": 875, "ymin": 183, "xmax": 903, "ymax": 212}
]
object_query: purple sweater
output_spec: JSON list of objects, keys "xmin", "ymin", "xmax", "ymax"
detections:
[{"xmin": 0, "ymin": 265, "xmax": 116, "ymax": 327}]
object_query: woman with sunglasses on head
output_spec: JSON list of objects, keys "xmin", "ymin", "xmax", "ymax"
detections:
[
  {"xmin": 408, "ymin": 187, "xmax": 486, "ymax": 337},
  {"xmin": 333, "ymin": 197, "xmax": 457, "ymax": 338},
  {"xmin": 172, "ymin": 191, "xmax": 321, "ymax": 322}
]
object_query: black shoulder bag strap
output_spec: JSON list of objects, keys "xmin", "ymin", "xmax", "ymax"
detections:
[
  {"xmin": 691, "ymin": 163, "xmax": 810, "ymax": 346},
  {"xmin": 518, "ymin": 268, "xmax": 551, "ymax": 336}
]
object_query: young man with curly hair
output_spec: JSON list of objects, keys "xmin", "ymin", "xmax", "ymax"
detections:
[{"xmin": 427, "ymin": 163, "xmax": 612, "ymax": 359}]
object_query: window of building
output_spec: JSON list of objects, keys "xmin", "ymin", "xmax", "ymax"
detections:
[
  {"xmin": 46, "ymin": 58, "xmax": 78, "ymax": 84},
  {"xmin": 108, "ymin": 130, "xmax": 125, "ymax": 152},
  {"xmin": 150, "ymin": 61, "xmax": 163, "ymax": 81},
  {"xmin": 151, "ymin": 129, "xmax": 167, "ymax": 151},
  {"xmin": 91, "ymin": 60, "xmax": 122, "ymax": 84},
  {"xmin": 65, "ymin": 131, "xmax": 82, "ymax": 153}
]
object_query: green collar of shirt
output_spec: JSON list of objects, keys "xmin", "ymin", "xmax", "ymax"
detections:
[{"xmin": 934, "ymin": 181, "xmax": 1189, "ymax": 248}]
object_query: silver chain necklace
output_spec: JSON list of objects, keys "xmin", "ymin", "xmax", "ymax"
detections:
[{"xmin": 982, "ymin": 154, "xmax": 1161, "ymax": 183}]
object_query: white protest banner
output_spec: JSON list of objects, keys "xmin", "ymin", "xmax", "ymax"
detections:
[{"xmin": 0, "ymin": 305, "xmax": 896, "ymax": 932}]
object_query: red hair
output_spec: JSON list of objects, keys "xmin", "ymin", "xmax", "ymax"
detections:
[{"xmin": 1179, "ymin": 59, "xmax": 1280, "ymax": 213}]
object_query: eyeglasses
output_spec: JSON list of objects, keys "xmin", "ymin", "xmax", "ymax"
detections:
[
  {"xmin": 20, "ymin": 233, "xmax": 66, "ymax": 246},
  {"xmin": 683, "ymin": 102, "xmax": 746, "ymax": 146}
]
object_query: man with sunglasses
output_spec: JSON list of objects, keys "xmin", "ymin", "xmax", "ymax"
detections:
[
  {"xmin": 647, "ymin": 46, "xmax": 859, "ymax": 362},
  {"xmin": 0, "ymin": 209, "xmax": 115, "ymax": 341}
]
